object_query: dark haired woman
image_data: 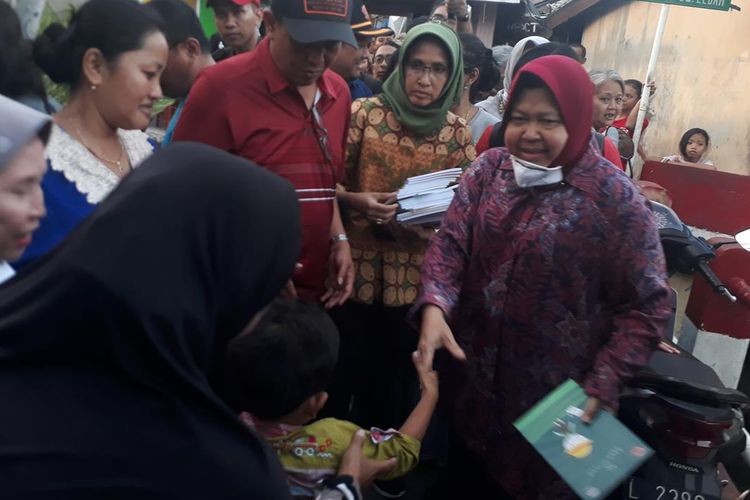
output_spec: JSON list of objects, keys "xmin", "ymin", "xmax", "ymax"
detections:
[
  {"xmin": 16, "ymin": 0, "xmax": 167, "ymax": 267},
  {"xmin": 0, "ymin": 2, "xmax": 58, "ymax": 114},
  {"xmin": 451, "ymin": 33, "xmax": 501, "ymax": 144}
]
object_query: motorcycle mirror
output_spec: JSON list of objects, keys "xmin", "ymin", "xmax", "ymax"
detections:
[
  {"xmin": 736, "ymin": 228, "xmax": 750, "ymax": 251},
  {"xmin": 650, "ymin": 201, "xmax": 684, "ymax": 232}
]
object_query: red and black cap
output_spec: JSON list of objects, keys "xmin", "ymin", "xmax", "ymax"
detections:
[
  {"xmin": 273, "ymin": 0, "xmax": 357, "ymax": 47},
  {"xmin": 351, "ymin": 0, "xmax": 394, "ymax": 38}
]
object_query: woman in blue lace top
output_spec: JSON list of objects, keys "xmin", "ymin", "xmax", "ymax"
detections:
[{"xmin": 16, "ymin": 0, "xmax": 167, "ymax": 268}]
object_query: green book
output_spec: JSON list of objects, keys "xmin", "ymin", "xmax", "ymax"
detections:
[{"xmin": 514, "ymin": 379, "xmax": 653, "ymax": 499}]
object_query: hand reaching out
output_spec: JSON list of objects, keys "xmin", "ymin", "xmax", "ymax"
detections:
[
  {"xmin": 321, "ymin": 241, "xmax": 354, "ymax": 309},
  {"xmin": 418, "ymin": 304, "xmax": 466, "ymax": 370}
]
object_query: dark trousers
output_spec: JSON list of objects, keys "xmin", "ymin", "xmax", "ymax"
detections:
[
  {"xmin": 423, "ymin": 437, "xmax": 513, "ymax": 500},
  {"xmin": 323, "ymin": 300, "xmax": 419, "ymax": 430}
]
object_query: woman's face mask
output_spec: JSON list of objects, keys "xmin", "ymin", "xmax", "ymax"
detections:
[{"xmin": 510, "ymin": 155, "xmax": 563, "ymax": 188}]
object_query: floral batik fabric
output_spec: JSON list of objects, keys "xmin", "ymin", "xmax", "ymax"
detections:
[
  {"xmin": 414, "ymin": 145, "xmax": 672, "ymax": 497},
  {"xmin": 343, "ymin": 96, "xmax": 476, "ymax": 306}
]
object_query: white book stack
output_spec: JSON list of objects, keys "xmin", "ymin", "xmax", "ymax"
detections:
[{"xmin": 396, "ymin": 168, "xmax": 462, "ymax": 226}]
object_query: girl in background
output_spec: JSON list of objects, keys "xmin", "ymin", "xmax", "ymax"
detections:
[{"xmin": 662, "ymin": 128, "xmax": 716, "ymax": 170}]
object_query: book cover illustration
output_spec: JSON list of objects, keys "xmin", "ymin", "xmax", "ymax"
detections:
[{"xmin": 514, "ymin": 379, "xmax": 653, "ymax": 499}]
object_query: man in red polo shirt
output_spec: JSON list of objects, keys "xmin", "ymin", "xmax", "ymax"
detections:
[{"xmin": 174, "ymin": 0, "xmax": 355, "ymax": 307}]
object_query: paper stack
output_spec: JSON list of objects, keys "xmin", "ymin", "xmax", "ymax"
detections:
[{"xmin": 396, "ymin": 168, "xmax": 462, "ymax": 226}]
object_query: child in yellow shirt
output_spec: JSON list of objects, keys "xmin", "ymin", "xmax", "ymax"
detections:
[{"xmin": 225, "ymin": 299, "xmax": 438, "ymax": 498}]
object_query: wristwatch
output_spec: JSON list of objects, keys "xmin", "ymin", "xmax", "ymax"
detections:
[
  {"xmin": 457, "ymin": 4, "xmax": 472, "ymax": 22},
  {"xmin": 330, "ymin": 233, "xmax": 349, "ymax": 245}
]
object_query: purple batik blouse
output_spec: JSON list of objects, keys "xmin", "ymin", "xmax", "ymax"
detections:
[{"xmin": 415, "ymin": 145, "xmax": 671, "ymax": 497}]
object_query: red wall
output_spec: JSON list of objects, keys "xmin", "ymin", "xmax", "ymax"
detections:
[{"xmin": 641, "ymin": 162, "xmax": 750, "ymax": 235}]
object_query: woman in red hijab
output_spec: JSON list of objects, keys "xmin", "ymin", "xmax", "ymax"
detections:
[{"xmin": 415, "ymin": 56, "xmax": 672, "ymax": 497}]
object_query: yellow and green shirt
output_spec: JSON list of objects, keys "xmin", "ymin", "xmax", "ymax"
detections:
[{"xmin": 241, "ymin": 413, "xmax": 420, "ymax": 498}]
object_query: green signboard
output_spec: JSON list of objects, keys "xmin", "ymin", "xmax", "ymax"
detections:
[
  {"xmin": 198, "ymin": 0, "xmax": 219, "ymax": 38},
  {"xmin": 641, "ymin": 0, "xmax": 732, "ymax": 11}
]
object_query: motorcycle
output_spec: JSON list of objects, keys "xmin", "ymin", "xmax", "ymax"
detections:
[{"xmin": 615, "ymin": 202, "xmax": 750, "ymax": 500}]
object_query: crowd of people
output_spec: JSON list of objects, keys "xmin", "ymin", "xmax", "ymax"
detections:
[{"xmin": 0, "ymin": 0, "xmax": 722, "ymax": 498}]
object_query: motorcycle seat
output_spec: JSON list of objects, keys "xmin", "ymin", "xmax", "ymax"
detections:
[{"xmin": 628, "ymin": 351, "xmax": 750, "ymax": 410}]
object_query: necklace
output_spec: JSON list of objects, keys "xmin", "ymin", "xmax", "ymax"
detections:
[
  {"xmin": 463, "ymin": 105, "xmax": 477, "ymax": 123},
  {"xmin": 70, "ymin": 119, "xmax": 127, "ymax": 175}
]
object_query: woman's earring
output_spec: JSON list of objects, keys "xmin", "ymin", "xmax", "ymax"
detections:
[{"xmin": 90, "ymin": 85, "xmax": 97, "ymax": 91}]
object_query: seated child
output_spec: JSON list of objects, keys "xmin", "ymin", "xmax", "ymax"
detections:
[
  {"xmin": 662, "ymin": 128, "xmax": 717, "ymax": 170},
  {"xmin": 225, "ymin": 299, "xmax": 438, "ymax": 498}
]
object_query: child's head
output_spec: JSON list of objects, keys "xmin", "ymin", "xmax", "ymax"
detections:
[
  {"xmin": 225, "ymin": 298, "xmax": 339, "ymax": 422},
  {"xmin": 622, "ymin": 79, "xmax": 643, "ymax": 114},
  {"xmin": 679, "ymin": 128, "xmax": 710, "ymax": 162}
]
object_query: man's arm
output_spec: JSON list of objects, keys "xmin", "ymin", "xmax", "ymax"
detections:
[
  {"xmin": 321, "ymin": 199, "xmax": 354, "ymax": 308},
  {"xmin": 448, "ymin": 0, "xmax": 473, "ymax": 33},
  {"xmin": 330, "ymin": 198, "xmax": 347, "ymax": 240}
]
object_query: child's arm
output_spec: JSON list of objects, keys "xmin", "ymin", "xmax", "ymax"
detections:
[
  {"xmin": 625, "ymin": 99, "xmax": 641, "ymax": 130},
  {"xmin": 626, "ymin": 83, "xmax": 656, "ymax": 130},
  {"xmin": 398, "ymin": 351, "xmax": 438, "ymax": 441}
]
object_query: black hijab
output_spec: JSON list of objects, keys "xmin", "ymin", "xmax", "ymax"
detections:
[{"xmin": 0, "ymin": 143, "xmax": 299, "ymax": 499}]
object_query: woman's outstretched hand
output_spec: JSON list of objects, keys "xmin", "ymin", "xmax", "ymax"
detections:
[{"xmin": 418, "ymin": 304, "xmax": 466, "ymax": 370}]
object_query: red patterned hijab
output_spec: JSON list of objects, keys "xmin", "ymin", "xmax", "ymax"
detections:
[{"xmin": 503, "ymin": 55, "xmax": 594, "ymax": 167}]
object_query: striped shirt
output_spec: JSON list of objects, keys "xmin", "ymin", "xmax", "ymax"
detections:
[{"xmin": 174, "ymin": 39, "xmax": 351, "ymax": 300}]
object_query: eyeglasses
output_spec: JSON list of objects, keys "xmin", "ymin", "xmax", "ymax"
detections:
[
  {"xmin": 311, "ymin": 103, "xmax": 334, "ymax": 166},
  {"xmin": 374, "ymin": 54, "xmax": 393, "ymax": 65},
  {"xmin": 405, "ymin": 59, "xmax": 449, "ymax": 80}
]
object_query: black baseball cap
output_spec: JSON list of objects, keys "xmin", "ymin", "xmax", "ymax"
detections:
[
  {"xmin": 273, "ymin": 0, "xmax": 356, "ymax": 47},
  {"xmin": 0, "ymin": 95, "xmax": 51, "ymax": 171}
]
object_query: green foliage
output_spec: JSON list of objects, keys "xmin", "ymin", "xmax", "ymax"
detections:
[
  {"xmin": 153, "ymin": 98, "xmax": 176, "ymax": 116},
  {"xmin": 37, "ymin": 1, "xmax": 75, "ymax": 106}
]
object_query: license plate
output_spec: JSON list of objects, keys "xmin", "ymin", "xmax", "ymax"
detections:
[{"xmin": 627, "ymin": 477, "xmax": 720, "ymax": 500}]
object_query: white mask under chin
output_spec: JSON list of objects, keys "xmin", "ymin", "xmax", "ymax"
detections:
[{"xmin": 510, "ymin": 155, "xmax": 564, "ymax": 188}]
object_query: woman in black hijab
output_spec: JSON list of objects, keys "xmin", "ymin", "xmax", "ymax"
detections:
[{"xmin": 0, "ymin": 143, "xmax": 299, "ymax": 499}]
